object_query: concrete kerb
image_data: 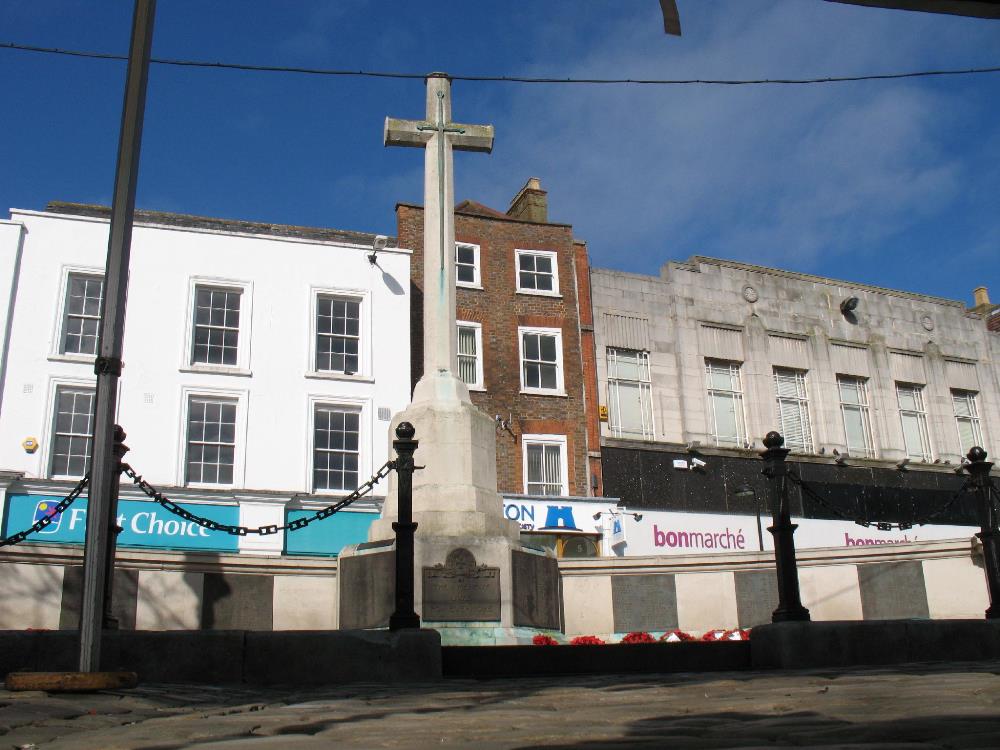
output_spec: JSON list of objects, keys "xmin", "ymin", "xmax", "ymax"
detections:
[
  {"xmin": 750, "ymin": 619, "xmax": 1000, "ymax": 669},
  {"xmin": 5, "ymin": 621, "xmax": 1000, "ymax": 685},
  {"xmin": 0, "ymin": 629, "xmax": 443, "ymax": 686}
]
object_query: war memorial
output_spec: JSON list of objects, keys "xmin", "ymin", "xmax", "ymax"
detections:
[{"xmin": 2, "ymin": 2, "xmax": 1000, "ymax": 747}]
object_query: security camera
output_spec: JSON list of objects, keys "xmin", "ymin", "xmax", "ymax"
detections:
[{"xmin": 690, "ymin": 457, "xmax": 707, "ymax": 469}]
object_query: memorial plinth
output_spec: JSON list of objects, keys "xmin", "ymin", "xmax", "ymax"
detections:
[{"xmin": 337, "ymin": 74, "xmax": 561, "ymax": 644}]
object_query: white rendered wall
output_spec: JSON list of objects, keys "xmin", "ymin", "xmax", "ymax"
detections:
[{"xmin": 0, "ymin": 209, "xmax": 411, "ymax": 533}]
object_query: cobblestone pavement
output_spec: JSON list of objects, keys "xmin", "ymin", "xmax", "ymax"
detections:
[{"xmin": 2, "ymin": 662, "xmax": 1000, "ymax": 749}]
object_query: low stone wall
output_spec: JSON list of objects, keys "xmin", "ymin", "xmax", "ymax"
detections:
[
  {"xmin": 0, "ymin": 543, "xmax": 339, "ymax": 632},
  {"xmin": 560, "ymin": 537, "xmax": 988, "ymax": 637},
  {"xmin": 0, "ymin": 537, "xmax": 988, "ymax": 635}
]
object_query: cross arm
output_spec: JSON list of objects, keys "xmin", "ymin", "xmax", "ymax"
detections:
[
  {"xmin": 384, "ymin": 118, "xmax": 433, "ymax": 149},
  {"xmin": 450, "ymin": 123, "xmax": 494, "ymax": 154},
  {"xmin": 384, "ymin": 117, "xmax": 495, "ymax": 154}
]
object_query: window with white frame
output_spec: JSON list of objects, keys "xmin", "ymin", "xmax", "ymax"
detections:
[
  {"xmin": 515, "ymin": 249, "xmax": 559, "ymax": 295},
  {"xmin": 897, "ymin": 383, "xmax": 931, "ymax": 461},
  {"xmin": 313, "ymin": 405, "xmax": 360, "ymax": 492},
  {"xmin": 456, "ymin": 321, "xmax": 484, "ymax": 389},
  {"xmin": 607, "ymin": 348, "xmax": 653, "ymax": 439},
  {"xmin": 61, "ymin": 273, "xmax": 104, "ymax": 356},
  {"xmin": 519, "ymin": 327, "xmax": 563, "ymax": 393},
  {"xmin": 952, "ymin": 390, "xmax": 984, "ymax": 455},
  {"xmin": 185, "ymin": 397, "xmax": 237, "ymax": 485},
  {"xmin": 706, "ymin": 360, "xmax": 746, "ymax": 447},
  {"xmin": 50, "ymin": 386, "xmax": 94, "ymax": 477},
  {"xmin": 455, "ymin": 242, "xmax": 480, "ymax": 288},
  {"xmin": 316, "ymin": 294, "xmax": 361, "ymax": 374},
  {"xmin": 522, "ymin": 435, "xmax": 568, "ymax": 496},
  {"xmin": 774, "ymin": 368, "xmax": 812, "ymax": 453},
  {"xmin": 837, "ymin": 376, "xmax": 875, "ymax": 458},
  {"xmin": 191, "ymin": 286, "xmax": 241, "ymax": 366}
]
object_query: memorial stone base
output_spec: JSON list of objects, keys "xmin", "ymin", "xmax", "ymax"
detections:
[{"xmin": 338, "ymin": 535, "xmax": 562, "ymax": 645}]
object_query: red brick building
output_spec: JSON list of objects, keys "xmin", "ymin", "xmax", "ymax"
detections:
[{"xmin": 396, "ymin": 178, "xmax": 602, "ymax": 498}]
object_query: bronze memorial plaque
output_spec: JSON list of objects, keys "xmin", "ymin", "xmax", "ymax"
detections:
[{"xmin": 422, "ymin": 548, "xmax": 501, "ymax": 621}]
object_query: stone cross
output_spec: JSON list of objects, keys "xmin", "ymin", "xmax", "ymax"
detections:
[{"xmin": 385, "ymin": 73, "xmax": 493, "ymax": 384}]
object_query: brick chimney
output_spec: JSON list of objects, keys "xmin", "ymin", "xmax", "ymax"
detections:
[
  {"xmin": 507, "ymin": 177, "xmax": 548, "ymax": 223},
  {"xmin": 970, "ymin": 286, "xmax": 1000, "ymax": 331}
]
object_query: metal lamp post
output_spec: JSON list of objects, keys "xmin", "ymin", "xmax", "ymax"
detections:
[
  {"xmin": 734, "ymin": 484, "xmax": 764, "ymax": 552},
  {"xmin": 967, "ymin": 446, "xmax": 1000, "ymax": 620},
  {"xmin": 761, "ymin": 431, "xmax": 810, "ymax": 623}
]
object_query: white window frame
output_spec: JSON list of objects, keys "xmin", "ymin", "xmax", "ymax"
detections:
[
  {"xmin": 518, "ymin": 326, "xmax": 565, "ymax": 395},
  {"xmin": 515, "ymin": 248, "xmax": 560, "ymax": 296},
  {"xmin": 896, "ymin": 382, "xmax": 932, "ymax": 462},
  {"xmin": 177, "ymin": 386, "xmax": 248, "ymax": 489},
  {"xmin": 705, "ymin": 359, "xmax": 748, "ymax": 448},
  {"xmin": 774, "ymin": 368, "xmax": 813, "ymax": 453},
  {"xmin": 307, "ymin": 286, "xmax": 372, "ymax": 382},
  {"xmin": 43, "ymin": 378, "xmax": 95, "ymax": 479},
  {"xmin": 607, "ymin": 347, "xmax": 654, "ymax": 439},
  {"xmin": 952, "ymin": 389, "xmax": 985, "ymax": 456},
  {"xmin": 306, "ymin": 394, "xmax": 371, "ymax": 495},
  {"xmin": 837, "ymin": 375, "xmax": 876, "ymax": 458},
  {"xmin": 49, "ymin": 265, "xmax": 105, "ymax": 363},
  {"xmin": 456, "ymin": 320, "xmax": 485, "ymax": 391},
  {"xmin": 180, "ymin": 277, "xmax": 253, "ymax": 376},
  {"xmin": 521, "ymin": 433, "xmax": 569, "ymax": 497},
  {"xmin": 455, "ymin": 242, "xmax": 481, "ymax": 289}
]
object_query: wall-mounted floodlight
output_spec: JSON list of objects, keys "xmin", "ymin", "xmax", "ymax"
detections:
[
  {"xmin": 592, "ymin": 510, "xmax": 642, "ymax": 522},
  {"xmin": 368, "ymin": 235, "xmax": 388, "ymax": 265},
  {"xmin": 732, "ymin": 484, "xmax": 764, "ymax": 552},
  {"xmin": 840, "ymin": 296, "xmax": 860, "ymax": 315}
]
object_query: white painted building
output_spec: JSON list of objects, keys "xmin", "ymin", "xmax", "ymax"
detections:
[{"xmin": 0, "ymin": 203, "xmax": 410, "ymax": 559}]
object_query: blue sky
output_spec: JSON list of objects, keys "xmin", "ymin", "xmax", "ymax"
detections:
[{"xmin": 2, "ymin": 1, "xmax": 998, "ymax": 305}]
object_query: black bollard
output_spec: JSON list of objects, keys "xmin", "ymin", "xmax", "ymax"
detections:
[
  {"xmin": 761, "ymin": 431, "xmax": 810, "ymax": 623},
  {"xmin": 389, "ymin": 422, "xmax": 420, "ymax": 630},
  {"xmin": 967, "ymin": 446, "xmax": 1000, "ymax": 620},
  {"xmin": 102, "ymin": 425, "xmax": 129, "ymax": 629}
]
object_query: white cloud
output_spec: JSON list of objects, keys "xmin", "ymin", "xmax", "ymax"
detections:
[{"xmin": 453, "ymin": 0, "xmax": 1000, "ymax": 284}]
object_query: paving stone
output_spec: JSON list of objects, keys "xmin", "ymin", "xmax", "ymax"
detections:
[{"xmin": 0, "ymin": 663, "xmax": 998, "ymax": 749}]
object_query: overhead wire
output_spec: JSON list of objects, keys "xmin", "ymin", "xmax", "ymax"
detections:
[{"xmin": 2, "ymin": 41, "xmax": 1000, "ymax": 86}]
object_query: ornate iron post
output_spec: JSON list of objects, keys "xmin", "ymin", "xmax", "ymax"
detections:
[
  {"xmin": 967, "ymin": 446, "xmax": 1000, "ymax": 619},
  {"xmin": 761, "ymin": 431, "xmax": 810, "ymax": 622},
  {"xmin": 101, "ymin": 425, "xmax": 129, "ymax": 629},
  {"xmin": 389, "ymin": 422, "xmax": 420, "ymax": 630}
]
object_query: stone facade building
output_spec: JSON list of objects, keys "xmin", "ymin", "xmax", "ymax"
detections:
[
  {"xmin": 396, "ymin": 179, "xmax": 602, "ymax": 505},
  {"xmin": 592, "ymin": 256, "xmax": 999, "ymax": 527}
]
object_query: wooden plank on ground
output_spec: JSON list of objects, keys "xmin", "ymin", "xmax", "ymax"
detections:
[{"xmin": 5, "ymin": 671, "xmax": 138, "ymax": 692}]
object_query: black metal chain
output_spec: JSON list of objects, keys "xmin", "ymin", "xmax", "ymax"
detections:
[
  {"xmin": 990, "ymin": 482, "xmax": 1000, "ymax": 515},
  {"xmin": 119, "ymin": 461, "xmax": 396, "ymax": 536},
  {"xmin": 787, "ymin": 471, "xmax": 973, "ymax": 531},
  {"xmin": 0, "ymin": 474, "xmax": 90, "ymax": 548}
]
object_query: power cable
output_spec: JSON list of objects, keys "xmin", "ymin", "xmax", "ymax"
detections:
[{"xmin": 3, "ymin": 41, "xmax": 1000, "ymax": 86}]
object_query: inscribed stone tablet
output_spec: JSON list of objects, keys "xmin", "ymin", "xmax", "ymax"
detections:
[
  {"xmin": 422, "ymin": 548, "xmax": 500, "ymax": 622},
  {"xmin": 512, "ymin": 549, "xmax": 560, "ymax": 629},
  {"xmin": 611, "ymin": 574, "xmax": 677, "ymax": 633}
]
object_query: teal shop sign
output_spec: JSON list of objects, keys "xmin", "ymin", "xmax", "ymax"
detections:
[
  {"xmin": 283, "ymin": 509, "xmax": 376, "ymax": 556},
  {"xmin": 3, "ymin": 494, "xmax": 240, "ymax": 552}
]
